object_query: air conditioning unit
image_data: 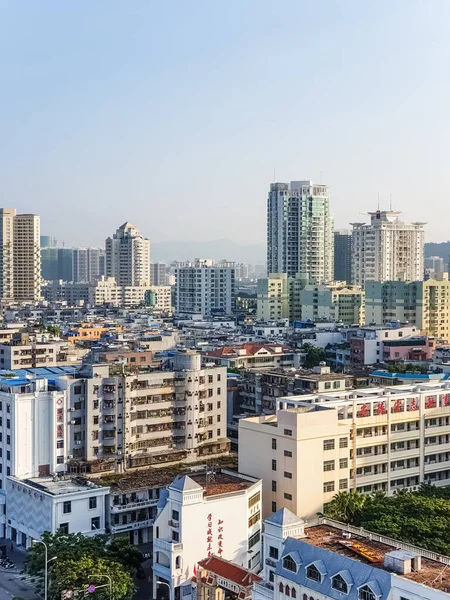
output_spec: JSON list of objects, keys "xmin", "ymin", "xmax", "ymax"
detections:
[
  {"xmin": 75, "ymin": 441, "xmax": 82, "ymax": 445},
  {"xmin": 67, "ymin": 408, "xmax": 74, "ymax": 412},
  {"xmin": 70, "ymin": 419, "xmax": 76, "ymax": 425},
  {"xmin": 68, "ymin": 454, "xmax": 73, "ymax": 459}
]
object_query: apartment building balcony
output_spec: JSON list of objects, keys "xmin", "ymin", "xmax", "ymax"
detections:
[
  {"xmin": 424, "ymin": 424, "xmax": 450, "ymax": 436},
  {"xmin": 389, "ymin": 428, "xmax": 421, "ymax": 441},
  {"xmin": 153, "ymin": 538, "xmax": 183, "ymax": 554},
  {"xmin": 355, "ymin": 453, "xmax": 388, "ymax": 466},
  {"xmin": 355, "ymin": 471, "xmax": 388, "ymax": 485},
  {"xmin": 110, "ymin": 518, "xmax": 154, "ymax": 534},
  {"xmin": 424, "ymin": 459, "xmax": 450, "ymax": 472},
  {"xmin": 389, "ymin": 448, "xmax": 420, "ymax": 460},
  {"xmin": 111, "ymin": 497, "xmax": 159, "ymax": 513},
  {"xmin": 390, "ymin": 465, "xmax": 420, "ymax": 479},
  {"xmin": 425, "ymin": 441, "xmax": 450, "ymax": 454}
]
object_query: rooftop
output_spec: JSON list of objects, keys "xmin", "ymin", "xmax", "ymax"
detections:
[
  {"xmin": 198, "ymin": 555, "xmax": 262, "ymax": 588},
  {"xmin": 203, "ymin": 343, "xmax": 293, "ymax": 358},
  {"xmin": 190, "ymin": 471, "xmax": 257, "ymax": 497},
  {"xmin": 304, "ymin": 524, "xmax": 450, "ymax": 593},
  {"xmin": 11, "ymin": 476, "xmax": 105, "ymax": 496}
]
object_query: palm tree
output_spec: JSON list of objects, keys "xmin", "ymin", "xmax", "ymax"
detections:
[{"xmin": 321, "ymin": 490, "xmax": 367, "ymax": 525}]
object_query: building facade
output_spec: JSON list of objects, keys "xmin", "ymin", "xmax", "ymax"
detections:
[
  {"xmin": 152, "ymin": 471, "xmax": 262, "ymax": 600},
  {"xmin": 299, "ymin": 282, "xmax": 365, "ymax": 326},
  {"xmin": 257, "ymin": 274, "xmax": 289, "ymax": 321},
  {"xmin": 239, "ymin": 381, "xmax": 450, "ymax": 519},
  {"xmin": 106, "ymin": 222, "xmax": 150, "ymax": 287},
  {"xmin": 365, "ymin": 279, "xmax": 450, "ymax": 342},
  {"xmin": 333, "ymin": 230, "xmax": 352, "ymax": 283},
  {"xmin": 150, "ymin": 262, "xmax": 168, "ymax": 286},
  {"xmin": 351, "ymin": 210, "xmax": 425, "ymax": 287},
  {"xmin": 267, "ymin": 181, "xmax": 333, "ymax": 281},
  {"xmin": 175, "ymin": 260, "xmax": 235, "ymax": 317},
  {"xmin": 73, "ymin": 247, "xmax": 106, "ymax": 283}
]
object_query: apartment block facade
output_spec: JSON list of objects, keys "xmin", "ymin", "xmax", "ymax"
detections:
[
  {"xmin": 256, "ymin": 274, "xmax": 289, "ymax": 321},
  {"xmin": 239, "ymin": 382, "xmax": 450, "ymax": 519},
  {"xmin": 365, "ymin": 279, "xmax": 450, "ymax": 342},
  {"xmin": 106, "ymin": 222, "xmax": 151, "ymax": 287},
  {"xmin": 351, "ymin": 210, "xmax": 425, "ymax": 287},
  {"xmin": 267, "ymin": 181, "xmax": 333, "ymax": 281},
  {"xmin": 175, "ymin": 259, "xmax": 235, "ymax": 317}
]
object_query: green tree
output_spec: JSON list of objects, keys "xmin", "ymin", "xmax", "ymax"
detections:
[
  {"xmin": 301, "ymin": 343, "xmax": 327, "ymax": 369},
  {"xmin": 46, "ymin": 325, "xmax": 61, "ymax": 337},
  {"xmin": 322, "ymin": 490, "xmax": 368, "ymax": 524},
  {"xmin": 107, "ymin": 537, "xmax": 143, "ymax": 571},
  {"xmin": 49, "ymin": 555, "xmax": 134, "ymax": 600}
]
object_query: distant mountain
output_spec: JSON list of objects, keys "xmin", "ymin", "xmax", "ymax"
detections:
[
  {"xmin": 151, "ymin": 239, "xmax": 266, "ymax": 265},
  {"xmin": 425, "ymin": 242, "xmax": 450, "ymax": 262}
]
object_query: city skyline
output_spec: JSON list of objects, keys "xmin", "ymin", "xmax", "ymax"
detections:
[{"xmin": 2, "ymin": 1, "xmax": 450, "ymax": 245}]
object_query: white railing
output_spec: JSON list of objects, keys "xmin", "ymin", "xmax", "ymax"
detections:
[{"xmin": 314, "ymin": 517, "xmax": 450, "ymax": 565}]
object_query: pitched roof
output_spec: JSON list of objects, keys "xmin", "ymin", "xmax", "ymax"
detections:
[
  {"xmin": 198, "ymin": 555, "xmax": 262, "ymax": 588},
  {"xmin": 266, "ymin": 507, "xmax": 304, "ymax": 527},
  {"xmin": 203, "ymin": 343, "xmax": 292, "ymax": 358},
  {"xmin": 169, "ymin": 475, "xmax": 203, "ymax": 493}
]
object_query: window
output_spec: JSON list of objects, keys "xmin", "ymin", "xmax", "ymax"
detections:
[
  {"xmin": 89, "ymin": 497, "xmax": 97, "ymax": 509},
  {"xmin": 272, "ymin": 438, "xmax": 277, "ymax": 450},
  {"xmin": 284, "ymin": 471, "xmax": 292, "ymax": 479},
  {"xmin": 271, "ymin": 501, "xmax": 277, "ymax": 512},
  {"xmin": 91, "ymin": 517, "xmax": 100, "ymax": 530},
  {"xmin": 284, "ymin": 493, "xmax": 292, "ymax": 500},
  {"xmin": 59, "ymin": 523, "xmax": 69, "ymax": 534},
  {"xmin": 248, "ymin": 530, "xmax": 260, "ymax": 549},
  {"xmin": 291, "ymin": 589, "xmax": 296, "ymax": 599},
  {"xmin": 57, "ymin": 440, "xmax": 64, "ymax": 449},
  {"xmin": 248, "ymin": 491, "xmax": 260, "ymax": 508},
  {"xmin": 279, "ymin": 583, "xmax": 284, "ymax": 593},
  {"xmin": 269, "ymin": 546, "xmax": 279, "ymax": 559},
  {"xmin": 340, "ymin": 437, "xmax": 348, "ymax": 448},
  {"xmin": 57, "ymin": 456, "xmax": 64, "ymax": 464},
  {"xmin": 248, "ymin": 512, "xmax": 260, "ymax": 527},
  {"xmin": 272, "ymin": 480, "xmax": 277, "ymax": 492},
  {"xmin": 63, "ymin": 501, "xmax": 72, "ymax": 514},
  {"xmin": 339, "ymin": 478, "xmax": 348, "ymax": 490},
  {"xmin": 306, "ymin": 564, "xmax": 322, "ymax": 582},
  {"xmin": 93, "ymin": 415, "xmax": 99, "ymax": 425},
  {"xmin": 172, "ymin": 530, "xmax": 180, "ymax": 542},
  {"xmin": 340, "ymin": 458, "xmax": 348, "ymax": 469},
  {"xmin": 331, "ymin": 575, "xmax": 348, "ymax": 594},
  {"xmin": 285, "ymin": 586, "xmax": 290, "ymax": 597},
  {"xmin": 284, "ymin": 450, "xmax": 293, "ymax": 457},
  {"xmin": 284, "ymin": 429, "xmax": 292, "ymax": 436},
  {"xmin": 269, "ymin": 571, "xmax": 274, "ymax": 583},
  {"xmin": 324, "ymin": 481, "xmax": 335, "ymax": 493},
  {"xmin": 282, "ymin": 555, "xmax": 297, "ymax": 573},
  {"xmin": 359, "ymin": 585, "xmax": 376, "ymax": 600},
  {"xmin": 323, "ymin": 439, "xmax": 335, "ymax": 451},
  {"xmin": 323, "ymin": 460, "xmax": 335, "ymax": 472},
  {"xmin": 217, "ymin": 388, "xmax": 221, "ymax": 395},
  {"xmin": 272, "ymin": 459, "xmax": 277, "ymax": 471}
]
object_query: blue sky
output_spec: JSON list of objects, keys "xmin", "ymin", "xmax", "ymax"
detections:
[{"xmin": 1, "ymin": 0, "xmax": 450, "ymax": 246}]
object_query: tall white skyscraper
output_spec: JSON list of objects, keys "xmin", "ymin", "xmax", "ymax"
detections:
[
  {"xmin": 175, "ymin": 259, "xmax": 235, "ymax": 317},
  {"xmin": 267, "ymin": 180, "xmax": 334, "ymax": 282},
  {"xmin": 0, "ymin": 209, "xmax": 41, "ymax": 302},
  {"xmin": 105, "ymin": 222, "xmax": 150, "ymax": 286},
  {"xmin": 351, "ymin": 210, "xmax": 425, "ymax": 287},
  {"xmin": 73, "ymin": 247, "xmax": 106, "ymax": 282}
]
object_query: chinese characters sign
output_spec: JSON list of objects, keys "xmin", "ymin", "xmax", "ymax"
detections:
[{"xmin": 206, "ymin": 513, "xmax": 224, "ymax": 557}]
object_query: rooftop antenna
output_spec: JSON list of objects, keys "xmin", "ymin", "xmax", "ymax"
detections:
[
  {"xmin": 205, "ymin": 460, "xmax": 217, "ymax": 487},
  {"xmin": 377, "ymin": 192, "xmax": 380, "ymax": 210},
  {"xmin": 389, "ymin": 194, "xmax": 393, "ymax": 211}
]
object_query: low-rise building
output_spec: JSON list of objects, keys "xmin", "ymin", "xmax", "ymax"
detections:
[
  {"xmin": 239, "ymin": 381, "xmax": 450, "ymax": 520},
  {"xmin": 152, "ymin": 470, "xmax": 262, "ymax": 600},
  {"xmin": 349, "ymin": 324, "xmax": 420, "ymax": 366},
  {"xmin": 202, "ymin": 343, "xmax": 300, "ymax": 370},
  {"xmin": 254, "ymin": 510, "xmax": 450, "ymax": 600},
  {"xmin": 299, "ymin": 282, "xmax": 365, "ymax": 326},
  {"xmin": 5, "ymin": 475, "xmax": 109, "ymax": 548}
]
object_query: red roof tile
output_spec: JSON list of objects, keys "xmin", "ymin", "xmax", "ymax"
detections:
[
  {"xmin": 203, "ymin": 343, "xmax": 292, "ymax": 358},
  {"xmin": 197, "ymin": 555, "xmax": 262, "ymax": 588}
]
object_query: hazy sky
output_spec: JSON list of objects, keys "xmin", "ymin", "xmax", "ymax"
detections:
[{"xmin": 1, "ymin": 0, "xmax": 450, "ymax": 246}]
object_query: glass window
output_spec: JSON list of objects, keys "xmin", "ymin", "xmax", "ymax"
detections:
[
  {"xmin": 306, "ymin": 564, "xmax": 322, "ymax": 582},
  {"xmin": 89, "ymin": 497, "xmax": 97, "ymax": 509},
  {"xmin": 323, "ymin": 439, "xmax": 335, "ymax": 450},
  {"xmin": 63, "ymin": 501, "xmax": 71, "ymax": 514},
  {"xmin": 282, "ymin": 555, "xmax": 297, "ymax": 573},
  {"xmin": 332, "ymin": 575, "xmax": 348, "ymax": 594}
]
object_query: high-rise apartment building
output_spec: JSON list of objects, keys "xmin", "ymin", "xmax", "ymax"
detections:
[
  {"xmin": 41, "ymin": 248, "xmax": 73, "ymax": 281},
  {"xmin": 333, "ymin": 230, "xmax": 352, "ymax": 283},
  {"xmin": 175, "ymin": 259, "xmax": 235, "ymax": 317},
  {"xmin": 0, "ymin": 210, "xmax": 41, "ymax": 302},
  {"xmin": 150, "ymin": 261, "xmax": 168, "ymax": 286},
  {"xmin": 351, "ymin": 210, "xmax": 425, "ymax": 287},
  {"xmin": 267, "ymin": 181, "xmax": 334, "ymax": 281},
  {"xmin": 105, "ymin": 222, "xmax": 150, "ymax": 286},
  {"xmin": 73, "ymin": 247, "xmax": 106, "ymax": 282},
  {"xmin": 13, "ymin": 214, "xmax": 41, "ymax": 302},
  {"xmin": 256, "ymin": 273, "xmax": 289, "ymax": 321}
]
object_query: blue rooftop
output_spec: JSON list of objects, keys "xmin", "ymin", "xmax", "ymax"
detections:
[{"xmin": 372, "ymin": 370, "xmax": 450, "ymax": 380}]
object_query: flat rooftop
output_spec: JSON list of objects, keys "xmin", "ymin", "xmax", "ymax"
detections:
[
  {"xmin": 14, "ymin": 476, "xmax": 104, "ymax": 496},
  {"xmin": 305, "ymin": 525, "xmax": 450, "ymax": 593},
  {"xmin": 191, "ymin": 471, "xmax": 257, "ymax": 497}
]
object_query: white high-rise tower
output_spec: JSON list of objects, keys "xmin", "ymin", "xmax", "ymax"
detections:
[
  {"xmin": 351, "ymin": 210, "xmax": 425, "ymax": 287},
  {"xmin": 105, "ymin": 222, "xmax": 150, "ymax": 286},
  {"xmin": 267, "ymin": 180, "xmax": 334, "ymax": 282}
]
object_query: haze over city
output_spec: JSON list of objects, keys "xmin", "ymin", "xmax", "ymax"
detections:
[{"xmin": 2, "ymin": 0, "xmax": 450, "ymax": 246}]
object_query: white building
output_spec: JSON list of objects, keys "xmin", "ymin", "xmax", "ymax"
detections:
[
  {"xmin": 150, "ymin": 262, "xmax": 168, "ymax": 286},
  {"xmin": 149, "ymin": 285, "xmax": 173, "ymax": 312},
  {"xmin": 267, "ymin": 181, "xmax": 334, "ymax": 282},
  {"xmin": 106, "ymin": 222, "xmax": 151, "ymax": 287},
  {"xmin": 5, "ymin": 475, "xmax": 109, "ymax": 548},
  {"xmin": 152, "ymin": 470, "xmax": 262, "ymax": 600},
  {"xmin": 239, "ymin": 380, "xmax": 450, "ymax": 520},
  {"xmin": 72, "ymin": 247, "xmax": 105, "ymax": 283},
  {"xmin": 175, "ymin": 259, "xmax": 235, "ymax": 317},
  {"xmin": 254, "ymin": 510, "xmax": 450, "ymax": 600},
  {"xmin": 351, "ymin": 210, "xmax": 425, "ymax": 287}
]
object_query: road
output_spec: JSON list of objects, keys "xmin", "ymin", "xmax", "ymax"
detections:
[{"xmin": 0, "ymin": 570, "xmax": 40, "ymax": 600}]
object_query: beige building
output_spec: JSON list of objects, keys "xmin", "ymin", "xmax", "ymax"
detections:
[
  {"xmin": 257, "ymin": 274, "xmax": 289, "ymax": 321},
  {"xmin": 106, "ymin": 222, "xmax": 150, "ymax": 287},
  {"xmin": 0, "ymin": 209, "xmax": 41, "ymax": 303},
  {"xmin": 239, "ymin": 381, "xmax": 450, "ymax": 519},
  {"xmin": 299, "ymin": 281, "xmax": 364, "ymax": 325},
  {"xmin": 365, "ymin": 278, "xmax": 450, "ymax": 341}
]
